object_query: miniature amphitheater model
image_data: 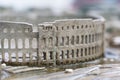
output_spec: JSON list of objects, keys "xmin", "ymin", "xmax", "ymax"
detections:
[{"xmin": 0, "ymin": 16, "xmax": 105, "ymax": 66}]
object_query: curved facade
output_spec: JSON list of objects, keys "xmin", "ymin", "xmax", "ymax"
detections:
[
  {"xmin": 0, "ymin": 17, "xmax": 105, "ymax": 66},
  {"xmin": 38, "ymin": 18, "xmax": 105, "ymax": 66}
]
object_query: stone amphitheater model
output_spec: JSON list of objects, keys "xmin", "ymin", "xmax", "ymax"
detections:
[{"xmin": 0, "ymin": 16, "xmax": 105, "ymax": 66}]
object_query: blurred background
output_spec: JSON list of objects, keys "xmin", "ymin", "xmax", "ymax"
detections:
[{"xmin": 0, "ymin": 0, "xmax": 120, "ymax": 62}]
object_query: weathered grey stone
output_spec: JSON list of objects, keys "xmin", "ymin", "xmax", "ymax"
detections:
[{"xmin": 0, "ymin": 17, "xmax": 105, "ymax": 67}]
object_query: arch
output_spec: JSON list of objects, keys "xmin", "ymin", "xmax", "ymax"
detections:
[
  {"xmin": 10, "ymin": 39, "xmax": 16, "ymax": 49},
  {"xmin": 49, "ymin": 51, "xmax": 53, "ymax": 60},
  {"xmin": 95, "ymin": 46, "xmax": 97, "ymax": 54},
  {"xmin": 77, "ymin": 26, "xmax": 79, "ymax": 29},
  {"xmin": 85, "ymin": 35, "xmax": 87, "ymax": 44},
  {"xmin": 76, "ymin": 49, "xmax": 79, "ymax": 57},
  {"xmin": 62, "ymin": 26, "xmax": 64, "ymax": 30},
  {"xmin": 48, "ymin": 37, "xmax": 53, "ymax": 46},
  {"xmin": 81, "ymin": 48, "xmax": 83, "ymax": 56},
  {"xmin": 67, "ymin": 26, "xmax": 69, "ymax": 29},
  {"xmin": 72, "ymin": 25, "xmax": 74, "ymax": 29},
  {"xmin": 61, "ymin": 37, "xmax": 64, "ymax": 46},
  {"xmin": 4, "ymin": 39, "xmax": 8, "ymax": 49},
  {"xmin": 25, "ymin": 38, "xmax": 29, "ymax": 48},
  {"xmin": 11, "ymin": 52, "xmax": 16, "ymax": 62},
  {"xmin": 43, "ymin": 38, "xmax": 46, "ymax": 47},
  {"xmin": 66, "ymin": 50, "xmax": 69, "ymax": 58},
  {"xmin": 85, "ymin": 48, "xmax": 87, "ymax": 56},
  {"xmin": 81, "ymin": 25, "xmax": 83, "ymax": 28},
  {"xmin": 89, "ymin": 47, "xmax": 91, "ymax": 55},
  {"xmin": 60, "ymin": 50, "xmax": 64, "ymax": 59},
  {"xmin": 66, "ymin": 36, "xmax": 69, "ymax": 45},
  {"xmin": 55, "ymin": 37, "xmax": 58, "ymax": 46},
  {"xmin": 5, "ymin": 52, "xmax": 9, "ymax": 62},
  {"xmin": 56, "ymin": 26, "xmax": 58, "ymax": 30},
  {"xmin": 95, "ymin": 33, "xmax": 97, "ymax": 41},
  {"xmin": 43, "ymin": 52, "xmax": 46, "ymax": 60},
  {"xmin": 18, "ymin": 52, "xmax": 23, "ymax": 62},
  {"xmin": 32, "ymin": 38, "xmax": 37, "ymax": 48},
  {"xmin": 18, "ymin": 39, "xmax": 23, "ymax": 49},
  {"xmin": 26, "ymin": 52, "xmax": 30, "ymax": 62},
  {"xmin": 89, "ymin": 34, "xmax": 91, "ymax": 43},
  {"xmin": 56, "ymin": 52, "xmax": 58, "ymax": 60},
  {"xmin": 71, "ymin": 49, "xmax": 74, "ymax": 58},
  {"xmin": 76, "ymin": 36, "xmax": 79, "ymax": 44},
  {"xmin": 92, "ymin": 47, "xmax": 94, "ymax": 54},
  {"xmin": 32, "ymin": 52, "xmax": 37, "ymax": 61},
  {"xmin": 71, "ymin": 36, "xmax": 74, "ymax": 45},
  {"xmin": 81, "ymin": 35, "xmax": 84, "ymax": 44},
  {"xmin": 92, "ymin": 34, "xmax": 94, "ymax": 42}
]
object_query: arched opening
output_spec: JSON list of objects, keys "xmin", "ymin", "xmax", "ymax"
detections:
[
  {"xmin": 71, "ymin": 36, "xmax": 74, "ymax": 45},
  {"xmin": 5, "ymin": 52, "xmax": 9, "ymax": 62},
  {"xmin": 71, "ymin": 49, "xmax": 74, "ymax": 58},
  {"xmin": 89, "ymin": 47, "xmax": 91, "ymax": 55},
  {"xmin": 4, "ymin": 39, "xmax": 8, "ymax": 49},
  {"xmin": 72, "ymin": 25, "xmax": 75, "ymax": 29},
  {"xmin": 81, "ymin": 35, "xmax": 84, "ymax": 44},
  {"xmin": 92, "ymin": 34, "xmax": 94, "ymax": 42},
  {"xmin": 56, "ymin": 26, "xmax": 58, "ymax": 30},
  {"xmin": 95, "ymin": 33, "xmax": 97, "ymax": 41},
  {"xmin": 81, "ymin": 48, "xmax": 83, "ymax": 56},
  {"xmin": 32, "ymin": 38, "xmax": 37, "ymax": 48},
  {"xmin": 43, "ymin": 38, "xmax": 46, "ymax": 47},
  {"xmin": 26, "ymin": 52, "xmax": 30, "ymax": 62},
  {"xmin": 66, "ymin": 36, "xmax": 69, "ymax": 45},
  {"xmin": 18, "ymin": 39, "xmax": 23, "ymax": 49},
  {"xmin": 89, "ymin": 35, "xmax": 91, "ymax": 43},
  {"xmin": 76, "ymin": 49, "xmax": 79, "ymax": 57},
  {"xmin": 56, "ymin": 52, "xmax": 58, "ymax": 60},
  {"xmin": 11, "ymin": 39, "xmax": 16, "ymax": 49},
  {"xmin": 85, "ymin": 35, "xmax": 87, "ymax": 44},
  {"xmin": 85, "ymin": 48, "xmax": 87, "ymax": 56},
  {"xmin": 67, "ymin": 26, "xmax": 69, "ymax": 29},
  {"xmin": 32, "ymin": 52, "xmax": 37, "ymax": 61},
  {"xmin": 11, "ymin": 52, "xmax": 16, "ymax": 62},
  {"xmin": 61, "ymin": 37, "xmax": 64, "ymax": 46},
  {"xmin": 60, "ymin": 51, "xmax": 64, "ymax": 59},
  {"xmin": 81, "ymin": 25, "xmax": 83, "ymax": 28},
  {"xmin": 55, "ymin": 37, "xmax": 58, "ymax": 46},
  {"xmin": 49, "ymin": 37, "xmax": 53, "ymax": 46},
  {"xmin": 66, "ymin": 50, "xmax": 69, "ymax": 58},
  {"xmin": 50, "ymin": 51, "xmax": 53, "ymax": 60},
  {"xmin": 62, "ymin": 26, "xmax": 64, "ymax": 30},
  {"xmin": 76, "ymin": 36, "xmax": 79, "ymax": 44},
  {"xmin": 43, "ymin": 52, "xmax": 46, "ymax": 60},
  {"xmin": 92, "ymin": 47, "xmax": 94, "ymax": 54},
  {"xmin": 77, "ymin": 26, "xmax": 79, "ymax": 29},
  {"xmin": 25, "ymin": 38, "xmax": 29, "ymax": 48},
  {"xmin": 18, "ymin": 52, "xmax": 23, "ymax": 62}
]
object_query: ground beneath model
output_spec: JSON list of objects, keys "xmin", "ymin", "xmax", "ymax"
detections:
[{"xmin": 3, "ymin": 64, "xmax": 120, "ymax": 80}]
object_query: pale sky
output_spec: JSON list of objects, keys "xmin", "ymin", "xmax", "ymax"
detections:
[{"xmin": 0, "ymin": 0, "xmax": 72, "ymax": 14}]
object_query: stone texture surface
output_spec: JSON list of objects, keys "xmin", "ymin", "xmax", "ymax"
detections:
[{"xmin": 0, "ymin": 18, "xmax": 105, "ymax": 66}]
